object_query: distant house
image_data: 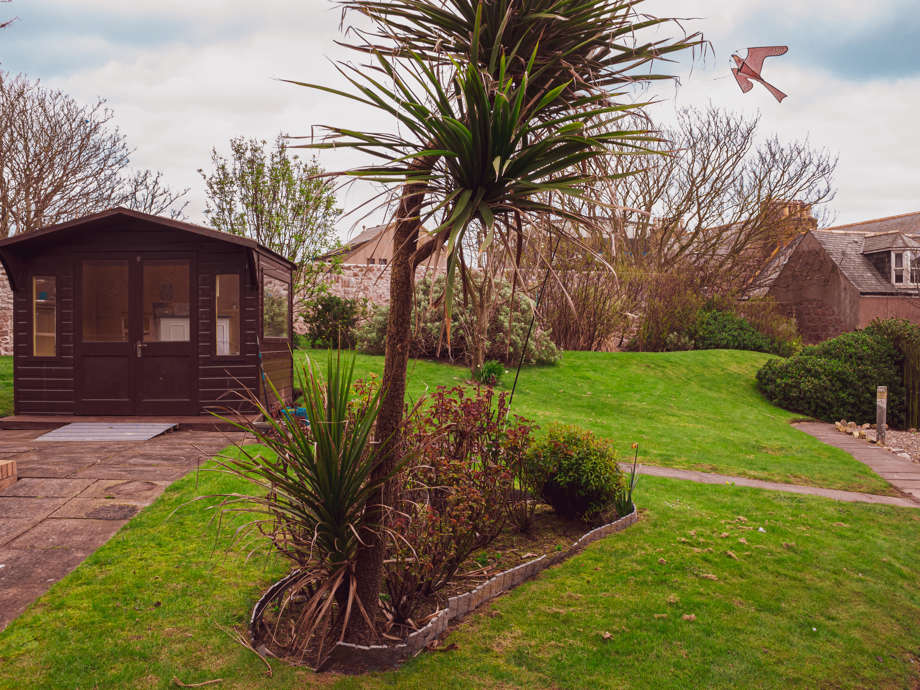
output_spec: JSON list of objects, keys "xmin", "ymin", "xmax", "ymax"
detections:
[
  {"xmin": 319, "ymin": 224, "xmax": 448, "ymax": 307},
  {"xmin": 764, "ymin": 211, "xmax": 920, "ymax": 343},
  {"xmin": 324, "ymin": 223, "xmax": 448, "ymax": 269}
]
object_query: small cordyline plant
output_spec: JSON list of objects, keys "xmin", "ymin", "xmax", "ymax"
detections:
[
  {"xmin": 205, "ymin": 352, "xmax": 389, "ymax": 665},
  {"xmin": 383, "ymin": 385, "xmax": 535, "ymax": 624}
]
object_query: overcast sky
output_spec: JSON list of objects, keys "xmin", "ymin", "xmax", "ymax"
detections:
[{"xmin": 1, "ymin": 0, "xmax": 918, "ymax": 240}]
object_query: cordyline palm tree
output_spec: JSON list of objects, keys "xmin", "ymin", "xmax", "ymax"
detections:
[{"xmin": 295, "ymin": 0, "xmax": 701, "ymax": 640}]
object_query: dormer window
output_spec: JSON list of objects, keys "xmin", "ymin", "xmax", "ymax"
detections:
[
  {"xmin": 889, "ymin": 251, "xmax": 920, "ymax": 285},
  {"xmin": 894, "ymin": 252, "xmax": 904, "ymax": 283}
]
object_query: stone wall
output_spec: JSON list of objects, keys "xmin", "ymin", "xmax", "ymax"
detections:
[
  {"xmin": 768, "ymin": 233, "xmax": 857, "ymax": 343},
  {"xmin": 0, "ymin": 263, "xmax": 12, "ymax": 357},
  {"xmin": 324, "ymin": 263, "xmax": 447, "ymax": 305}
]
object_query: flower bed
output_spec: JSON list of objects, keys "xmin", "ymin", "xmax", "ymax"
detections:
[{"xmin": 250, "ymin": 505, "xmax": 639, "ymax": 674}]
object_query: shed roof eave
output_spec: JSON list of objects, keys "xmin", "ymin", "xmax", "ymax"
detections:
[{"xmin": 0, "ymin": 207, "xmax": 296, "ymax": 270}]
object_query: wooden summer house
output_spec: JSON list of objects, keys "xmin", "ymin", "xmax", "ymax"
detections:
[{"xmin": 0, "ymin": 208, "xmax": 294, "ymax": 417}]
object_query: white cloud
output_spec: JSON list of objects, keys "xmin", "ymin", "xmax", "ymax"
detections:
[{"xmin": 5, "ymin": 0, "xmax": 919, "ymax": 235}]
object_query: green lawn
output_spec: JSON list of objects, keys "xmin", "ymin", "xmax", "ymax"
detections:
[
  {"xmin": 1, "ymin": 350, "xmax": 918, "ymax": 688},
  {"xmin": 0, "ymin": 356, "xmax": 11, "ymax": 417},
  {"xmin": 0, "ymin": 349, "xmax": 896, "ymax": 493},
  {"xmin": 297, "ymin": 349, "xmax": 893, "ymax": 495},
  {"xmin": 1, "ymin": 465, "xmax": 917, "ymax": 689}
]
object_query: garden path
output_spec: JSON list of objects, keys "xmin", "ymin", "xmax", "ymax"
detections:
[
  {"xmin": 623, "ymin": 464, "xmax": 919, "ymax": 509},
  {"xmin": 0, "ymin": 428, "xmax": 247, "ymax": 631},
  {"xmin": 794, "ymin": 421, "xmax": 920, "ymax": 504}
]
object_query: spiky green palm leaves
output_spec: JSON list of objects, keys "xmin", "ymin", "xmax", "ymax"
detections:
[
  {"xmin": 340, "ymin": 0, "xmax": 697, "ymax": 102},
  {"xmin": 292, "ymin": 0, "xmax": 700, "ymax": 642},
  {"xmin": 304, "ymin": 1, "xmax": 700, "ymax": 272},
  {"xmin": 208, "ymin": 353, "xmax": 387, "ymax": 660}
]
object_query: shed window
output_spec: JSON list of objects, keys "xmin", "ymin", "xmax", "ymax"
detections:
[
  {"xmin": 82, "ymin": 260, "xmax": 129, "ymax": 342},
  {"xmin": 263, "ymin": 275, "xmax": 289, "ymax": 339},
  {"xmin": 32, "ymin": 276, "xmax": 56, "ymax": 357},
  {"xmin": 143, "ymin": 261, "xmax": 190, "ymax": 342},
  {"xmin": 216, "ymin": 274, "xmax": 241, "ymax": 356}
]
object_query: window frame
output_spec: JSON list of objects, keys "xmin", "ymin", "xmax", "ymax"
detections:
[
  {"xmin": 890, "ymin": 250, "xmax": 920, "ymax": 286},
  {"xmin": 214, "ymin": 273, "xmax": 242, "ymax": 358},
  {"xmin": 261, "ymin": 269, "xmax": 291, "ymax": 341},
  {"xmin": 32, "ymin": 275, "xmax": 57, "ymax": 358}
]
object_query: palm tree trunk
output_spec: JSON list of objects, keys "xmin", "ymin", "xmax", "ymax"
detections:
[{"xmin": 350, "ymin": 172, "xmax": 429, "ymax": 641}]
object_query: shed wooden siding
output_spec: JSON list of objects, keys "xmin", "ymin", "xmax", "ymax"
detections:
[
  {"xmin": 196, "ymin": 247, "xmax": 261, "ymax": 414},
  {"xmin": 2, "ymin": 211, "xmax": 294, "ymax": 416},
  {"xmin": 257, "ymin": 252, "xmax": 295, "ymax": 409},
  {"xmin": 13, "ymin": 261, "xmax": 75, "ymax": 414}
]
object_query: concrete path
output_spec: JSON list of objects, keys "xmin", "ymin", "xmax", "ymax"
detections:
[
  {"xmin": 794, "ymin": 422, "xmax": 920, "ymax": 504},
  {"xmin": 626, "ymin": 464, "xmax": 919, "ymax": 508},
  {"xmin": 0, "ymin": 428, "xmax": 247, "ymax": 632}
]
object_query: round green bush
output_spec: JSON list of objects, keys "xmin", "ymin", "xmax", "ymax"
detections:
[
  {"xmin": 693, "ymin": 309, "xmax": 776, "ymax": 354},
  {"xmin": 303, "ymin": 294, "xmax": 364, "ymax": 349},
  {"xmin": 526, "ymin": 425, "xmax": 625, "ymax": 522},
  {"xmin": 756, "ymin": 328, "xmax": 906, "ymax": 427}
]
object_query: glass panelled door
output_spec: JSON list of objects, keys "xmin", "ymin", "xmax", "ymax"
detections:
[
  {"xmin": 76, "ymin": 259, "xmax": 134, "ymax": 414},
  {"xmin": 76, "ymin": 256, "xmax": 197, "ymax": 415},
  {"xmin": 135, "ymin": 259, "xmax": 196, "ymax": 414}
]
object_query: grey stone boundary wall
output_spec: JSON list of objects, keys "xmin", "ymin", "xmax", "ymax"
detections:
[{"xmin": 316, "ymin": 506, "xmax": 639, "ymax": 674}]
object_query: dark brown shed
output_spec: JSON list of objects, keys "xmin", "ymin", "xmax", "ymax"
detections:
[{"xmin": 0, "ymin": 208, "xmax": 294, "ymax": 417}]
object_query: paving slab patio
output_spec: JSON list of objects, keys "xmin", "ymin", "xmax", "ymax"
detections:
[{"xmin": 0, "ymin": 428, "xmax": 248, "ymax": 631}]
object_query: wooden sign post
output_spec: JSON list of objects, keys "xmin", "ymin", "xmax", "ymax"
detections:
[{"xmin": 877, "ymin": 386, "xmax": 887, "ymax": 446}]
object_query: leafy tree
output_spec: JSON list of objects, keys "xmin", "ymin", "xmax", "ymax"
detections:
[
  {"xmin": 199, "ymin": 134, "xmax": 341, "ymax": 302},
  {"xmin": 299, "ymin": 0, "xmax": 701, "ymax": 639},
  {"xmin": 0, "ymin": 72, "xmax": 188, "ymax": 237}
]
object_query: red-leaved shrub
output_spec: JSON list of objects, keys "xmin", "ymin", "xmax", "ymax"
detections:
[{"xmin": 383, "ymin": 386, "xmax": 534, "ymax": 623}]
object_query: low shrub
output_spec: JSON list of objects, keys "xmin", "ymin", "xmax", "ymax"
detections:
[
  {"xmin": 629, "ymin": 290, "xmax": 800, "ymax": 357},
  {"xmin": 205, "ymin": 352, "xmax": 385, "ymax": 664},
  {"xmin": 628, "ymin": 272, "xmax": 705, "ymax": 353},
  {"xmin": 473, "ymin": 360, "xmax": 504, "ymax": 386},
  {"xmin": 355, "ymin": 275, "xmax": 560, "ymax": 367},
  {"xmin": 302, "ymin": 294, "xmax": 364, "ymax": 348},
  {"xmin": 692, "ymin": 309, "xmax": 776, "ymax": 353},
  {"xmin": 384, "ymin": 386, "xmax": 535, "ymax": 623},
  {"xmin": 756, "ymin": 327, "xmax": 906, "ymax": 427},
  {"xmin": 526, "ymin": 425, "xmax": 625, "ymax": 523},
  {"xmin": 733, "ymin": 297, "xmax": 802, "ymax": 356}
]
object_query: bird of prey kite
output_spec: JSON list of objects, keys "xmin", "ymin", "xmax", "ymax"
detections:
[{"xmin": 732, "ymin": 46, "xmax": 789, "ymax": 103}]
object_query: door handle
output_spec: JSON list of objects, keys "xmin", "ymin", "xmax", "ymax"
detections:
[{"xmin": 136, "ymin": 341, "xmax": 146, "ymax": 358}]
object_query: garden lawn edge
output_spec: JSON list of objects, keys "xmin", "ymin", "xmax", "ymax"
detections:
[{"xmin": 314, "ymin": 507, "xmax": 639, "ymax": 674}]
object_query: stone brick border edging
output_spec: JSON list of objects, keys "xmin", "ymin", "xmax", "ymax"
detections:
[
  {"xmin": 312, "ymin": 506, "xmax": 639, "ymax": 674},
  {"xmin": 0, "ymin": 459, "xmax": 16, "ymax": 491}
]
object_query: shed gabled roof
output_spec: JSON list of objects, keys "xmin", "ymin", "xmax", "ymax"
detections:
[{"xmin": 0, "ymin": 207, "xmax": 296, "ymax": 269}]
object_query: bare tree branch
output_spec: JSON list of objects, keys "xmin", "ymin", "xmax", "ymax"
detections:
[{"xmin": 0, "ymin": 71, "xmax": 188, "ymax": 236}]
